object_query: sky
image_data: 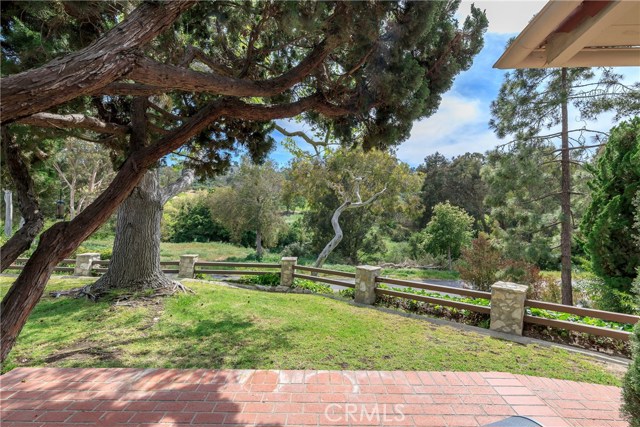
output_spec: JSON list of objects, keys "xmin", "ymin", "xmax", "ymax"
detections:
[{"xmin": 267, "ymin": 0, "xmax": 640, "ymax": 168}]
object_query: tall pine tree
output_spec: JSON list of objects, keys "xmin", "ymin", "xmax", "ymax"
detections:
[{"xmin": 490, "ymin": 67, "xmax": 639, "ymax": 305}]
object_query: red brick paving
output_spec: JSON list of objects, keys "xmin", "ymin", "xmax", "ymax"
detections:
[{"xmin": 0, "ymin": 368, "xmax": 627, "ymax": 426}]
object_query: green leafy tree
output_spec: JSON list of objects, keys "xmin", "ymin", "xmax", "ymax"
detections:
[
  {"xmin": 418, "ymin": 152, "xmax": 487, "ymax": 230},
  {"xmin": 288, "ymin": 146, "xmax": 419, "ymax": 266},
  {"xmin": 581, "ymin": 118, "xmax": 640, "ymax": 308},
  {"xmin": 170, "ymin": 202, "xmax": 230, "ymax": 243},
  {"xmin": 208, "ymin": 160, "xmax": 284, "ymax": 259},
  {"xmin": 424, "ymin": 202, "xmax": 474, "ymax": 270},
  {"xmin": 489, "ymin": 66, "xmax": 638, "ymax": 305}
]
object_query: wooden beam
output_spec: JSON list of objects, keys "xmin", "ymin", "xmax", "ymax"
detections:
[
  {"xmin": 520, "ymin": 47, "xmax": 640, "ymax": 68},
  {"xmin": 546, "ymin": 0, "xmax": 630, "ymax": 66}
]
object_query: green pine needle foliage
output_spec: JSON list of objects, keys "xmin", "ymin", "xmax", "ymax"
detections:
[{"xmin": 622, "ymin": 321, "xmax": 640, "ymax": 426}]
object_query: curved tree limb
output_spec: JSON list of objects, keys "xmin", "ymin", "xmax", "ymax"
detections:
[
  {"xmin": 100, "ymin": 36, "xmax": 340, "ymax": 98},
  {"xmin": 1, "ymin": 1, "xmax": 195, "ymax": 124},
  {"xmin": 161, "ymin": 169, "xmax": 195, "ymax": 205},
  {"xmin": 17, "ymin": 113, "xmax": 130, "ymax": 135},
  {"xmin": 0, "ymin": 127, "xmax": 45, "ymax": 272}
]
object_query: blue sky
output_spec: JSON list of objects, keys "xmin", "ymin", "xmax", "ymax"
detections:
[{"xmin": 267, "ymin": 1, "xmax": 640, "ymax": 168}]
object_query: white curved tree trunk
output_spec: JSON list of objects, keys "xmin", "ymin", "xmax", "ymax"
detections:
[{"xmin": 314, "ymin": 181, "xmax": 386, "ymax": 268}]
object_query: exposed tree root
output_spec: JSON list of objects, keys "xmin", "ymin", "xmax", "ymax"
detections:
[{"xmin": 50, "ymin": 275, "xmax": 194, "ymax": 303}]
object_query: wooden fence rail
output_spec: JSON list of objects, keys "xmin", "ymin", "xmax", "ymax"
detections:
[{"xmin": 4, "ymin": 254, "xmax": 638, "ymax": 343}]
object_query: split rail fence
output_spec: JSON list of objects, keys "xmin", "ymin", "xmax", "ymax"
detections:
[{"xmin": 6, "ymin": 254, "xmax": 638, "ymax": 342}]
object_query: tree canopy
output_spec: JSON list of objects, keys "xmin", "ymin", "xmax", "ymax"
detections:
[{"xmin": 581, "ymin": 118, "xmax": 640, "ymax": 295}]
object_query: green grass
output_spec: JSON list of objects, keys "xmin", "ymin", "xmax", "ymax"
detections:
[
  {"xmin": 81, "ymin": 238, "xmax": 254, "ymax": 261},
  {"xmin": 0, "ymin": 276, "xmax": 621, "ymax": 385}
]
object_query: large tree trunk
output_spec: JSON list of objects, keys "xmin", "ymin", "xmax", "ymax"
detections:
[
  {"xmin": 91, "ymin": 171, "xmax": 172, "ymax": 293},
  {"xmin": 560, "ymin": 68, "xmax": 573, "ymax": 306},
  {"xmin": 91, "ymin": 169, "xmax": 194, "ymax": 294},
  {"xmin": 0, "ymin": 127, "xmax": 45, "ymax": 271}
]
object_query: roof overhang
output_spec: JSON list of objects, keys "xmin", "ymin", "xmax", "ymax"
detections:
[{"xmin": 494, "ymin": 0, "xmax": 640, "ymax": 69}]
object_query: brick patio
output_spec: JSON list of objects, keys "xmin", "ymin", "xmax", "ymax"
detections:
[{"xmin": 0, "ymin": 368, "xmax": 627, "ymax": 427}]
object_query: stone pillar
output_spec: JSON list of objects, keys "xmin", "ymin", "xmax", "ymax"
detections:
[
  {"xmin": 178, "ymin": 254, "xmax": 199, "ymax": 278},
  {"xmin": 280, "ymin": 257, "xmax": 297, "ymax": 287},
  {"xmin": 490, "ymin": 281, "xmax": 529, "ymax": 335},
  {"xmin": 74, "ymin": 253, "xmax": 100, "ymax": 276},
  {"xmin": 354, "ymin": 265, "xmax": 381, "ymax": 305}
]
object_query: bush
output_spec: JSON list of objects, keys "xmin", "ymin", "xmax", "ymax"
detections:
[
  {"xmin": 339, "ymin": 288, "xmax": 355, "ymax": 299},
  {"xmin": 98, "ymin": 249, "xmax": 112, "ymax": 260},
  {"xmin": 241, "ymin": 273, "xmax": 280, "ymax": 286},
  {"xmin": 292, "ymin": 279, "xmax": 333, "ymax": 294},
  {"xmin": 170, "ymin": 203, "xmax": 230, "ymax": 243},
  {"xmin": 622, "ymin": 322, "xmax": 640, "ymax": 426},
  {"xmin": 281, "ymin": 242, "xmax": 309, "ymax": 258},
  {"xmin": 456, "ymin": 233, "xmax": 501, "ymax": 291}
]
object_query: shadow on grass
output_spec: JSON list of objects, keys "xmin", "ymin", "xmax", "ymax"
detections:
[{"xmin": 153, "ymin": 315, "xmax": 298, "ymax": 369}]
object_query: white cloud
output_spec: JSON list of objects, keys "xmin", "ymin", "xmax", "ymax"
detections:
[
  {"xmin": 395, "ymin": 94, "xmax": 500, "ymax": 165},
  {"xmin": 457, "ymin": 0, "xmax": 546, "ymax": 34}
]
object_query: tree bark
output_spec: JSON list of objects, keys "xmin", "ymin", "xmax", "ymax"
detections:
[
  {"xmin": 255, "ymin": 230, "xmax": 264, "ymax": 260},
  {"xmin": 0, "ymin": 127, "xmax": 45, "ymax": 272},
  {"xmin": 0, "ymin": 1, "xmax": 194, "ymax": 123},
  {"xmin": 90, "ymin": 169, "xmax": 194, "ymax": 293},
  {"xmin": 314, "ymin": 201, "xmax": 350, "ymax": 268},
  {"xmin": 560, "ymin": 68, "xmax": 574, "ymax": 306}
]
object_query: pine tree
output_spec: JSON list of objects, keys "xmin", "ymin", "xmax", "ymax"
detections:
[{"xmin": 490, "ymin": 66, "xmax": 639, "ymax": 305}]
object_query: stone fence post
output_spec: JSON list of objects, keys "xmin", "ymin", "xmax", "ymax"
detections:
[
  {"xmin": 280, "ymin": 257, "xmax": 297, "ymax": 288},
  {"xmin": 178, "ymin": 254, "xmax": 199, "ymax": 278},
  {"xmin": 354, "ymin": 265, "xmax": 381, "ymax": 305},
  {"xmin": 74, "ymin": 253, "xmax": 100, "ymax": 276},
  {"xmin": 490, "ymin": 281, "xmax": 528, "ymax": 335}
]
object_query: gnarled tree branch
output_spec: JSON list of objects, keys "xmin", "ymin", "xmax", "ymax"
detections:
[{"xmin": 0, "ymin": 127, "xmax": 45, "ymax": 272}]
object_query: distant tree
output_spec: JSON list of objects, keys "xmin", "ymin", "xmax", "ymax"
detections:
[
  {"xmin": 208, "ymin": 160, "xmax": 284, "ymax": 259},
  {"xmin": 170, "ymin": 202, "xmax": 230, "ymax": 243},
  {"xmin": 288, "ymin": 146, "xmax": 417, "ymax": 266},
  {"xmin": 581, "ymin": 118, "xmax": 640, "ymax": 303},
  {"xmin": 52, "ymin": 139, "xmax": 114, "ymax": 219},
  {"xmin": 490, "ymin": 66, "xmax": 639, "ymax": 305},
  {"xmin": 418, "ymin": 152, "xmax": 487, "ymax": 229},
  {"xmin": 424, "ymin": 202, "xmax": 474, "ymax": 270}
]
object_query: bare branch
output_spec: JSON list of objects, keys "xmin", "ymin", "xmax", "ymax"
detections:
[{"xmin": 161, "ymin": 169, "xmax": 195, "ymax": 204}]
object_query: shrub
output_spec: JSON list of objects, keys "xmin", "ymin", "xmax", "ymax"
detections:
[
  {"xmin": 292, "ymin": 279, "xmax": 333, "ymax": 294},
  {"xmin": 281, "ymin": 242, "xmax": 309, "ymax": 258},
  {"xmin": 242, "ymin": 273, "xmax": 280, "ymax": 286},
  {"xmin": 339, "ymin": 288, "xmax": 355, "ymax": 299},
  {"xmin": 170, "ymin": 202, "xmax": 230, "ymax": 243},
  {"xmin": 99, "ymin": 249, "xmax": 112, "ymax": 260},
  {"xmin": 622, "ymin": 322, "xmax": 640, "ymax": 426},
  {"xmin": 499, "ymin": 259, "xmax": 544, "ymax": 300},
  {"xmin": 456, "ymin": 233, "xmax": 502, "ymax": 291}
]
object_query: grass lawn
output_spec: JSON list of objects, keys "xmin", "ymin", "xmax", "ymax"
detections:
[
  {"xmin": 81, "ymin": 239, "xmax": 254, "ymax": 261},
  {"xmin": 0, "ymin": 276, "xmax": 620, "ymax": 386}
]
